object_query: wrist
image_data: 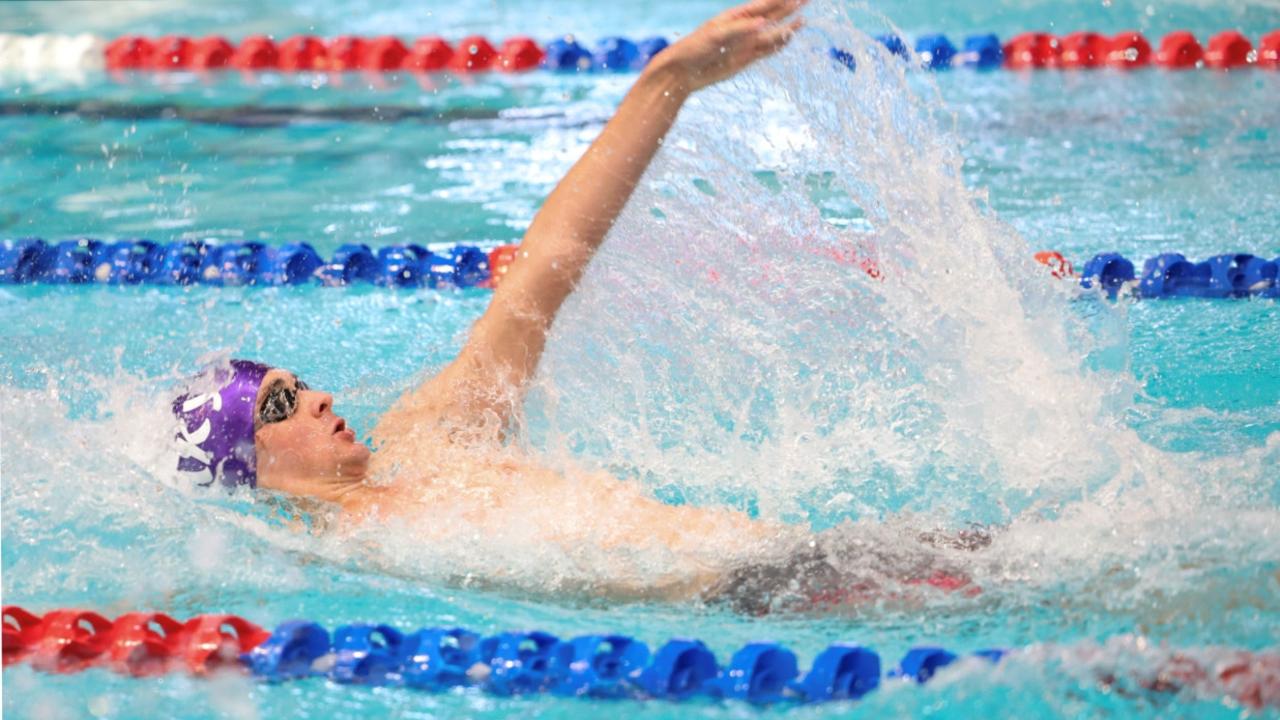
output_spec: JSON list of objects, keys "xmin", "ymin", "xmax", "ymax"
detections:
[{"xmin": 636, "ymin": 54, "xmax": 693, "ymax": 105}]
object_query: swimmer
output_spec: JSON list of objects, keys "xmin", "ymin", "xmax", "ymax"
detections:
[{"xmin": 173, "ymin": 0, "xmax": 980, "ymax": 610}]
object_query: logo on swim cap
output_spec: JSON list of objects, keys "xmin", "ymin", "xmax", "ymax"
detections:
[{"xmin": 172, "ymin": 359, "xmax": 270, "ymax": 490}]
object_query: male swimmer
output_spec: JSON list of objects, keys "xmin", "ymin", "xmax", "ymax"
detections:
[{"xmin": 173, "ymin": 0, "xmax": 979, "ymax": 612}]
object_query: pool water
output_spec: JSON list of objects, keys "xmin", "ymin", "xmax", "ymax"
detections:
[{"xmin": 3, "ymin": 0, "xmax": 1279, "ymax": 717}]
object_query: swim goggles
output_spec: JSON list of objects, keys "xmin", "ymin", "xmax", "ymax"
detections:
[{"xmin": 257, "ymin": 376, "xmax": 309, "ymax": 426}]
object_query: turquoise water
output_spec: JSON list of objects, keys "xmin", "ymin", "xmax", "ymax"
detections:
[{"xmin": 3, "ymin": 0, "xmax": 1280, "ymax": 717}]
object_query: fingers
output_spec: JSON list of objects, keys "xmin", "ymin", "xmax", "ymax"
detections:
[
  {"xmin": 755, "ymin": 17, "xmax": 803, "ymax": 55},
  {"xmin": 727, "ymin": 0, "xmax": 788, "ymax": 19},
  {"xmin": 723, "ymin": 10, "xmax": 801, "ymax": 47},
  {"xmin": 763, "ymin": 0, "xmax": 806, "ymax": 23},
  {"xmin": 723, "ymin": 15, "xmax": 768, "ymax": 40},
  {"xmin": 727, "ymin": 0, "xmax": 804, "ymax": 22}
]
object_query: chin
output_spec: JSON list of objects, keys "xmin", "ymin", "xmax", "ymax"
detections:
[{"xmin": 340, "ymin": 441, "xmax": 373, "ymax": 469}]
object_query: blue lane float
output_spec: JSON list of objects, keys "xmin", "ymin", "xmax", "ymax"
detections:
[
  {"xmin": 961, "ymin": 33, "xmax": 1005, "ymax": 68},
  {"xmin": 915, "ymin": 34, "xmax": 957, "ymax": 70},
  {"xmin": 542, "ymin": 37, "xmax": 592, "ymax": 71},
  {"xmin": 1138, "ymin": 252, "xmax": 1279, "ymax": 299},
  {"xmin": 829, "ymin": 46, "xmax": 858, "ymax": 71},
  {"xmin": 480, "ymin": 631, "xmax": 562, "ymax": 695},
  {"xmin": 793, "ymin": 644, "xmax": 881, "ymax": 701},
  {"xmin": 635, "ymin": 37, "xmax": 670, "ymax": 69},
  {"xmin": 637, "ymin": 638, "xmax": 719, "ymax": 699},
  {"xmin": 1070, "ymin": 251, "xmax": 1279, "ymax": 298},
  {"xmin": 0, "ymin": 238, "xmax": 498, "ymax": 289},
  {"xmin": 542, "ymin": 35, "xmax": 665, "ymax": 72},
  {"xmin": 244, "ymin": 620, "xmax": 330, "ymax": 681},
  {"xmin": 1079, "ymin": 252, "xmax": 1136, "ymax": 297},
  {"xmin": 845, "ymin": 33, "xmax": 999, "ymax": 69},
  {"xmin": 1075, "ymin": 251, "xmax": 1280, "ymax": 298},
  {"xmin": 2, "ymin": 239, "xmax": 1277, "ymax": 298},
  {"xmin": 889, "ymin": 646, "xmax": 959, "ymax": 683},
  {"xmin": 237, "ymin": 618, "xmax": 1007, "ymax": 705},
  {"xmin": 550, "ymin": 634, "xmax": 650, "ymax": 698},
  {"xmin": 708, "ymin": 643, "xmax": 799, "ymax": 703},
  {"xmin": 592, "ymin": 37, "xmax": 639, "ymax": 71},
  {"xmin": 875, "ymin": 33, "xmax": 910, "ymax": 59},
  {"xmin": 401, "ymin": 627, "xmax": 481, "ymax": 688},
  {"xmin": 330, "ymin": 624, "xmax": 406, "ymax": 685}
]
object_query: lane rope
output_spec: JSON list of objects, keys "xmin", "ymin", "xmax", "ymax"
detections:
[
  {"xmin": 0, "ymin": 603, "xmax": 985, "ymax": 702},
  {"xmin": 1, "ymin": 238, "xmax": 1276, "ymax": 299},
  {"xmin": 6, "ymin": 605, "xmax": 1278, "ymax": 707},
  {"xmin": 0, "ymin": 30, "xmax": 1276, "ymax": 74}
]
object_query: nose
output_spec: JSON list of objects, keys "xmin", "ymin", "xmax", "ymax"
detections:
[{"xmin": 301, "ymin": 389, "xmax": 334, "ymax": 418}]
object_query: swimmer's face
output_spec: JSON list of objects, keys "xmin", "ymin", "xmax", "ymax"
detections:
[{"xmin": 252, "ymin": 369, "xmax": 371, "ymax": 492}]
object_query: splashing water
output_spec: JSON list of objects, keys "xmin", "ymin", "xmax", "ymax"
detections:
[{"xmin": 518, "ymin": 1, "xmax": 1279, "ymax": 610}]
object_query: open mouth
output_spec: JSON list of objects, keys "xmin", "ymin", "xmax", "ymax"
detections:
[{"xmin": 333, "ymin": 418, "xmax": 347, "ymax": 435}]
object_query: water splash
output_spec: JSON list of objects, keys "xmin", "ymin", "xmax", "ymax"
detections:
[
  {"xmin": 538, "ymin": 5, "xmax": 1110, "ymax": 512},
  {"xmin": 522, "ymin": 0, "xmax": 1279, "ymax": 604}
]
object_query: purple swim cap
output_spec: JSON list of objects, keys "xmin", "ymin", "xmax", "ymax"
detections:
[{"xmin": 172, "ymin": 359, "xmax": 270, "ymax": 489}]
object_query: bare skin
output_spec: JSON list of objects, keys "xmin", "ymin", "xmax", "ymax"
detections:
[{"xmin": 250, "ymin": 0, "xmax": 816, "ymax": 601}]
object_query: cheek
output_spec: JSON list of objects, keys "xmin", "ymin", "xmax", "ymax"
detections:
[
  {"xmin": 257, "ymin": 422, "xmax": 314, "ymax": 459},
  {"xmin": 261, "ymin": 421, "xmax": 343, "ymax": 457}
]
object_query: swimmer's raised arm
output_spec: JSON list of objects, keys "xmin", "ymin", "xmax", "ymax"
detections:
[{"xmin": 378, "ymin": 0, "xmax": 803, "ymax": 440}]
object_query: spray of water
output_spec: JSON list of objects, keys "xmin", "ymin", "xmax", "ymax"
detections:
[{"xmin": 511, "ymin": 1, "xmax": 1280, "ymax": 604}]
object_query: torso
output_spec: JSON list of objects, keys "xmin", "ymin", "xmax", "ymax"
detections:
[{"xmin": 338, "ymin": 435, "xmax": 788, "ymax": 601}]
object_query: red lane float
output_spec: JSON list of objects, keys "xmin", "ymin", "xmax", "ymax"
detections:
[
  {"xmin": 278, "ymin": 35, "xmax": 327, "ymax": 71},
  {"xmin": 1205, "ymin": 30, "xmax": 1252, "ymax": 69},
  {"xmin": 406, "ymin": 37, "xmax": 454, "ymax": 70},
  {"xmin": 1060, "ymin": 32, "xmax": 1108, "ymax": 68},
  {"xmin": 450, "ymin": 35, "xmax": 498, "ymax": 72},
  {"xmin": 1261, "ymin": 30, "xmax": 1280, "ymax": 68},
  {"xmin": 499, "ymin": 36, "xmax": 545, "ymax": 71},
  {"xmin": 3, "ymin": 606, "xmax": 44, "ymax": 667},
  {"xmin": 104, "ymin": 35, "xmax": 153, "ymax": 69},
  {"xmin": 1156, "ymin": 31, "xmax": 1204, "ymax": 69},
  {"xmin": 26, "ymin": 610, "xmax": 114, "ymax": 674},
  {"xmin": 1107, "ymin": 31, "xmax": 1152, "ymax": 68},
  {"xmin": 486, "ymin": 244, "xmax": 520, "ymax": 288},
  {"xmin": 1, "ymin": 606, "xmax": 270, "ymax": 676},
  {"xmin": 191, "ymin": 36, "xmax": 234, "ymax": 69},
  {"xmin": 363, "ymin": 36, "xmax": 410, "ymax": 70},
  {"xmin": 180, "ymin": 615, "xmax": 271, "ymax": 674},
  {"xmin": 1003, "ymin": 32, "xmax": 1059, "ymax": 69},
  {"xmin": 151, "ymin": 35, "xmax": 194, "ymax": 70},
  {"xmin": 1034, "ymin": 251, "xmax": 1075, "ymax": 279},
  {"xmin": 326, "ymin": 36, "xmax": 366, "ymax": 71},
  {"xmin": 231, "ymin": 35, "xmax": 279, "ymax": 69},
  {"xmin": 102, "ymin": 612, "xmax": 185, "ymax": 676}
]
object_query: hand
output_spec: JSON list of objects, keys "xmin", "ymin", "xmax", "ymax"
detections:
[{"xmin": 648, "ymin": 0, "xmax": 805, "ymax": 94}]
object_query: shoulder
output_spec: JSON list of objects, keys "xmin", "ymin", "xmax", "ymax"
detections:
[{"xmin": 370, "ymin": 391, "xmax": 506, "ymax": 458}]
